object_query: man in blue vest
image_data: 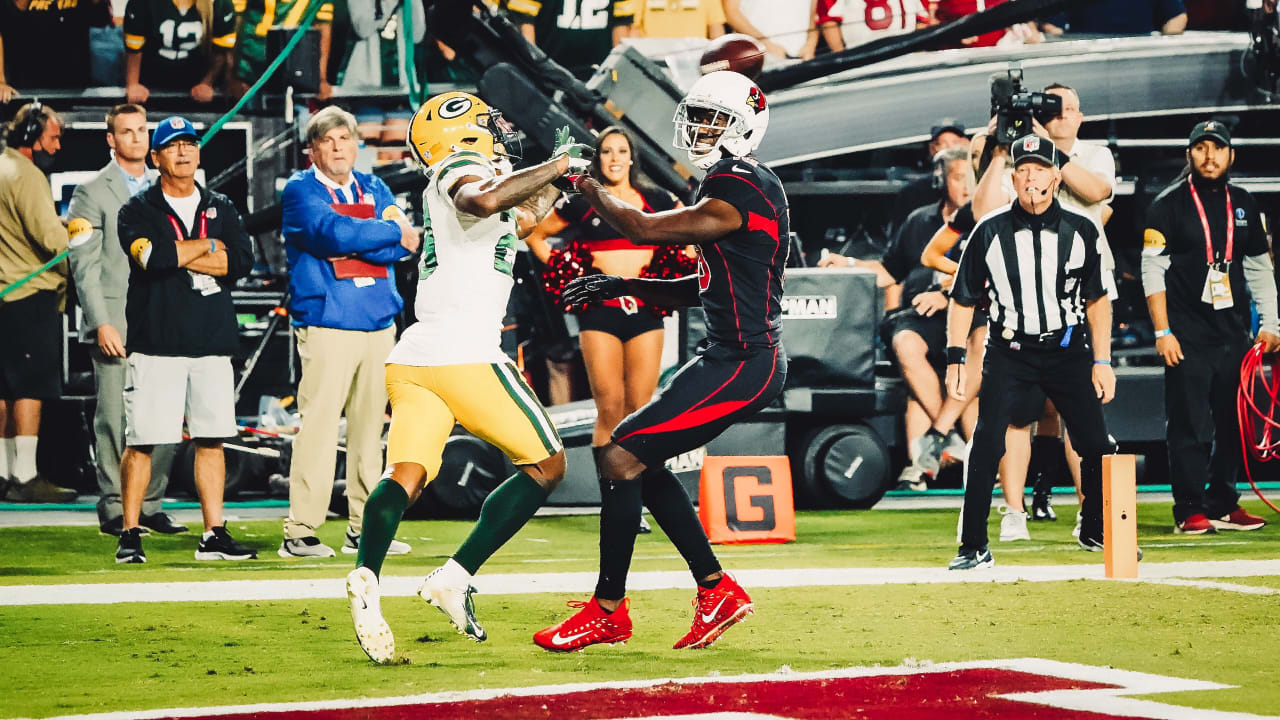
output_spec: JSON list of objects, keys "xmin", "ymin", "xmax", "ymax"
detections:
[{"xmin": 278, "ymin": 106, "xmax": 421, "ymax": 558}]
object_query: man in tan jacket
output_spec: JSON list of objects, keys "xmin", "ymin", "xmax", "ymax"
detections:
[{"xmin": 0, "ymin": 101, "xmax": 77, "ymax": 502}]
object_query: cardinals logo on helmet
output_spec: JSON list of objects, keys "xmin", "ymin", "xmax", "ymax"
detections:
[{"xmin": 747, "ymin": 86, "xmax": 766, "ymax": 113}]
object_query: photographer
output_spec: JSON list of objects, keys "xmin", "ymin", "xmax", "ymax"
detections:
[{"xmin": 1142, "ymin": 120, "xmax": 1278, "ymax": 535}]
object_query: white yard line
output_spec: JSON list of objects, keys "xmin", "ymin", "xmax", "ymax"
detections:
[
  {"xmin": 5, "ymin": 559, "xmax": 1280, "ymax": 606},
  {"xmin": 1132, "ymin": 577, "xmax": 1280, "ymax": 595},
  {"xmin": 15, "ymin": 658, "xmax": 1277, "ymax": 720}
]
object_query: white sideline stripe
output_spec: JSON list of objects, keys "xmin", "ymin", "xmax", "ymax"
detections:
[
  {"xmin": 1133, "ymin": 577, "xmax": 1280, "ymax": 595},
  {"xmin": 16, "ymin": 658, "xmax": 1277, "ymax": 720},
  {"xmin": 5, "ymin": 559, "xmax": 1280, "ymax": 606}
]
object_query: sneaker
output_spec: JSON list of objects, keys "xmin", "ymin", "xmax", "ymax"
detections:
[
  {"xmin": 638, "ymin": 516, "xmax": 653, "ymax": 534},
  {"xmin": 948, "ymin": 546, "xmax": 994, "ymax": 570},
  {"xmin": 1072, "ymin": 510, "xmax": 1083, "ymax": 539},
  {"xmin": 140, "ymin": 512, "xmax": 188, "ymax": 534},
  {"xmin": 341, "ymin": 530, "xmax": 411, "ymax": 555},
  {"xmin": 673, "ymin": 573, "xmax": 754, "ymax": 649},
  {"xmin": 1078, "ymin": 535, "xmax": 1144, "ymax": 561},
  {"xmin": 279, "ymin": 536, "xmax": 336, "ymax": 558},
  {"xmin": 195, "ymin": 526, "xmax": 258, "ymax": 561},
  {"xmin": 99, "ymin": 516, "xmax": 125, "ymax": 537},
  {"xmin": 998, "ymin": 506, "xmax": 1030, "ymax": 542},
  {"xmin": 940, "ymin": 431, "xmax": 968, "ymax": 466},
  {"xmin": 346, "ymin": 567, "xmax": 394, "ymax": 664},
  {"xmin": 418, "ymin": 565, "xmax": 486, "ymax": 642},
  {"xmin": 115, "ymin": 527, "xmax": 146, "ymax": 564},
  {"xmin": 1210, "ymin": 507, "xmax": 1267, "ymax": 531},
  {"xmin": 533, "ymin": 597, "xmax": 633, "ymax": 652},
  {"xmin": 1031, "ymin": 489, "xmax": 1057, "ymax": 521},
  {"xmin": 1175, "ymin": 513, "xmax": 1216, "ymax": 535},
  {"xmin": 5, "ymin": 475, "xmax": 77, "ymax": 503},
  {"xmin": 894, "ymin": 464, "xmax": 929, "ymax": 492},
  {"xmin": 916, "ymin": 429, "xmax": 948, "ymax": 474}
]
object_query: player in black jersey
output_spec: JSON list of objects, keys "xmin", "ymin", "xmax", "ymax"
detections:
[
  {"xmin": 534, "ymin": 71, "xmax": 788, "ymax": 653},
  {"xmin": 123, "ymin": 0, "xmax": 236, "ymax": 104}
]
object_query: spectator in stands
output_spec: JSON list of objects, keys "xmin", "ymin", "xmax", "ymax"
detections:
[
  {"xmin": 818, "ymin": 0, "xmax": 927, "ymax": 53},
  {"xmin": 233, "ymin": 0, "xmax": 334, "ymax": 99},
  {"xmin": 278, "ymin": 106, "xmax": 419, "ymax": 558},
  {"xmin": 821, "ymin": 147, "xmax": 973, "ymax": 490},
  {"xmin": 0, "ymin": 102, "xmax": 76, "ymax": 503},
  {"xmin": 1045, "ymin": 0, "xmax": 1187, "ymax": 36},
  {"xmin": 114, "ymin": 116, "xmax": 256, "ymax": 564},
  {"xmin": 635, "ymin": 0, "xmax": 725, "ymax": 38},
  {"xmin": 123, "ymin": 0, "xmax": 237, "ymax": 104},
  {"xmin": 503, "ymin": 0, "xmax": 635, "ymax": 79},
  {"xmin": 0, "ymin": 0, "xmax": 106, "ymax": 93},
  {"xmin": 891, "ymin": 119, "xmax": 968, "ymax": 232},
  {"xmin": 934, "ymin": 0, "xmax": 1042, "ymax": 47},
  {"xmin": 67, "ymin": 104, "xmax": 183, "ymax": 537},
  {"xmin": 724, "ymin": 0, "xmax": 818, "ymax": 59}
]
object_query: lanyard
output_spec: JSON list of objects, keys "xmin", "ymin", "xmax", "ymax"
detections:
[
  {"xmin": 1188, "ymin": 180, "xmax": 1232, "ymax": 266},
  {"xmin": 324, "ymin": 181, "xmax": 362, "ymax": 205},
  {"xmin": 167, "ymin": 211, "xmax": 208, "ymax": 242}
]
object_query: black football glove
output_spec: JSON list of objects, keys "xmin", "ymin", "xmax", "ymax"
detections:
[{"xmin": 563, "ymin": 274, "xmax": 627, "ymax": 307}]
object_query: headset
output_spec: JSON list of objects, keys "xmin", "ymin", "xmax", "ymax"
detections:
[{"xmin": 12, "ymin": 99, "xmax": 47, "ymax": 149}]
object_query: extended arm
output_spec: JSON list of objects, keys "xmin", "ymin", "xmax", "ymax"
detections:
[
  {"xmin": 514, "ymin": 184, "xmax": 562, "ymax": 240},
  {"xmin": 972, "ymin": 145, "xmax": 1010, "ymax": 218},
  {"xmin": 622, "ymin": 275, "xmax": 702, "ymax": 307},
  {"xmin": 451, "ymin": 155, "xmax": 569, "ymax": 219},
  {"xmin": 577, "ymin": 176, "xmax": 740, "ymax": 245}
]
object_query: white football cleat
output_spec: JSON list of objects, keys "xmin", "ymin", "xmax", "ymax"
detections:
[
  {"xmin": 419, "ymin": 564, "xmax": 487, "ymax": 642},
  {"xmin": 347, "ymin": 567, "xmax": 395, "ymax": 664}
]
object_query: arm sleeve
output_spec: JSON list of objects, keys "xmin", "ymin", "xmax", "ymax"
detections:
[
  {"xmin": 280, "ymin": 179, "xmax": 402, "ymax": 257},
  {"xmin": 123, "ymin": 0, "xmax": 147, "ymax": 50},
  {"xmin": 211, "ymin": 0, "xmax": 237, "ymax": 48},
  {"xmin": 316, "ymin": 1, "xmax": 334, "ymax": 23},
  {"xmin": 66, "ymin": 185, "xmax": 112, "ymax": 331},
  {"xmin": 118, "ymin": 201, "xmax": 178, "ymax": 273},
  {"xmin": 948, "ymin": 203, "xmax": 975, "ymax": 235},
  {"xmin": 354, "ymin": 179, "xmax": 411, "ymax": 263},
  {"xmin": 949, "ymin": 227, "xmax": 989, "ymax": 307},
  {"xmin": 1089, "ymin": 143, "xmax": 1117, "ymax": 204},
  {"xmin": 503, "ymin": 0, "xmax": 540, "ymax": 23},
  {"xmin": 1157, "ymin": 0, "xmax": 1186, "ymax": 23},
  {"xmin": 16, "ymin": 169, "xmax": 69, "ymax": 259},
  {"xmin": 880, "ymin": 220, "xmax": 913, "ymax": 284},
  {"xmin": 220, "ymin": 200, "xmax": 254, "ymax": 283},
  {"xmin": 697, "ymin": 171, "xmax": 758, "ymax": 230},
  {"xmin": 1243, "ymin": 254, "xmax": 1279, "ymax": 334},
  {"xmin": 610, "ymin": 0, "xmax": 635, "ymax": 26}
]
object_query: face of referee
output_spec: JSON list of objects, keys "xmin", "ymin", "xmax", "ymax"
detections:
[
  {"xmin": 1012, "ymin": 160, "xmax": 1058, "ymax": 214},
  {"xmin": 1187, "ymin": 139, "xmax": 1233, "ymax": 183}
]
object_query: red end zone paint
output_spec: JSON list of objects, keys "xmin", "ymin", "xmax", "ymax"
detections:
[{"xmin": 159, "ymin": 669, "xmax": 1131, "ymax": 720}]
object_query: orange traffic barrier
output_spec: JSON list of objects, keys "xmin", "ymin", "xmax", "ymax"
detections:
[
  {"xmin": 697, "ymin": 455, "xmax": 795, "ymax": 544},
  {"xmin": 1103, "ymin": 454, "xmax": 1138, "ymax": 579}
]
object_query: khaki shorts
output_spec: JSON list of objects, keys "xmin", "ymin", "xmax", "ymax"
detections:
[
  {"xmin": 124, "ymin": 354, "xmax": 236, "ymax": 446},
  {"xmin": 385, "ymin": 361, "xmax": 562, "ymax": 482}
]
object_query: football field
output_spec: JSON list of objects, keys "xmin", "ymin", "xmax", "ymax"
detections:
[{"xmin": 3, "ymin": 502, "xmax": 1280, "ymax": 719}]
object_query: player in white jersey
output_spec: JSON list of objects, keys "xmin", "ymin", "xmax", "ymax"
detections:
[
  {"xmin": 345, "ymin": 91, "xmax": 593, "ymax": 663},
  {"xmin": 819, "ymin": 0, "xmax": 927, "ymax": 51}
]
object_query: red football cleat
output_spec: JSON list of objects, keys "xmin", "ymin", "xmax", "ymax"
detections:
[
  {"xmin": 1211, "ymin": 507, "xmax": 1267, "ymax": 531},
  {"xmin": 534, "ymin": 597, "xmax": 632, "ymax": 652},
  {"xmin": 1175, "ymin": 513, "xmax": 1215, "ymax": 535},
  {"xmin": 673, "ymin": 573, "xmax": 754, "ymax": 650}
]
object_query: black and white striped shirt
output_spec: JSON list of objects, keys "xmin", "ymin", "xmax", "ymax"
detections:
[{"xmin": 952, "ymin": 201, "xmax": 1107, "ymax": 336}]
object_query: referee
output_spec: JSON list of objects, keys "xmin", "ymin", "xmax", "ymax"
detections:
[
  {"xmin": 944, "ymin": 135, "xmax": 1117, "ymax": 570},
  {"xmin": 1142, "ymin": 120, "xmax": 1279, "ymax": 535}
]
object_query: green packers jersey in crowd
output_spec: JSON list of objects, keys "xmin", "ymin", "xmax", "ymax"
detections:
[
  {"xmin": 124, "ymin": 0, "xmax": 237, "ymax": 89},
  {"xmin": 233, "ymin": 0, "xmax": 333, "ymax": 81},
  {"xmin": 501, "ymin": 0, "xmax": 634, "ymax": 77}
]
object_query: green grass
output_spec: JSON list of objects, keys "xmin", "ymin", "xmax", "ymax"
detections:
[
  {"xmin": 3, "ymin": 501, "xmax": 1279, "ymax": 718},
  {"xmin": 4, "ymin": 501, "xmax": 1279, "ymax": 586}
]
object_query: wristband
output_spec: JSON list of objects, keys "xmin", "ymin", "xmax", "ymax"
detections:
[
  {"xmin": 1153, "ymin": 328, "xmax": 1171, "ymax": 339},
  {"xmin": 209, "ymin": 238, "xmax": 216, "ymax": 254},
  {"xmin": 945, "ymin": 346, "xmax": 967, "ymax": 365},
  {"xmin": 1094, "ymin": 359, "xmax": 1111, "ymax": 365}
]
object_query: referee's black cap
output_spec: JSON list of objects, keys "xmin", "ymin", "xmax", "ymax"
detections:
[
  {"xmin": 1188, "ymin": 120, "xmax": 1231, "ymax": 148},
  {"xmin": 1011, "ymin": 134, "xmax": 1057, "ymax": 167}
]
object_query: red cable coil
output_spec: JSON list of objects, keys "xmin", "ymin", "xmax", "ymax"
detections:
[{"xmin": 1237, "ymin": 343, "xmax": 1280, "ymax": 513}]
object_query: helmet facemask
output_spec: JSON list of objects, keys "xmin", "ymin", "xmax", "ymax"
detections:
[{"xmin": 482, "ymin": 109, "xmax": 522, "ymax": 166}]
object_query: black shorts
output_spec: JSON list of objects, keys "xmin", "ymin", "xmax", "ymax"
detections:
[
  {"xmin": 888, "ymin": 311, "xmax": 946, "ymax": 371},
  {"xmin": 0, "ymin": 290, "xmax": 63, "ymax": 401},
  {"xmin": 577, "ymin": 303, "xmax": 664, "ymax": 343},
  {"xmin": 613, "ymin": 342, "xmax": 787, "ymax": 468}
]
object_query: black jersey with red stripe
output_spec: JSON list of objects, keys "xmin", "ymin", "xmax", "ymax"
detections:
[{"xmin": 694, "ymin": 156, "xmax": 789, "ymax": 349}]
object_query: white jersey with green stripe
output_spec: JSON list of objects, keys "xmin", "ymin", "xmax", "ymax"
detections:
[{"xmin": 386, "ymin": 151, "xmax": 520, "ymax": 366}]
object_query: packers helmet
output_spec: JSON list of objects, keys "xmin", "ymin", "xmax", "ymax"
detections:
[{"xmin": 406, "ymin": 91, "xmax": 519, "ymax": 174}]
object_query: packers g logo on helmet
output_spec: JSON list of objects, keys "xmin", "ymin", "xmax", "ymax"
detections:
[{"xmin": 406, "ymin": 91, "xmax": 519, "ymax": 173}]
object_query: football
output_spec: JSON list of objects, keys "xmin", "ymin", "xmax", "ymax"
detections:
[{"xmin": 699, "ymin": 33, "xmax": 767, "ymax": 81}]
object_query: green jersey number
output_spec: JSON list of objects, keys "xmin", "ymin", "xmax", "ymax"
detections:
[{"xmin": 418, "ymin": 205, "xmax": 438, "ymax": 280}]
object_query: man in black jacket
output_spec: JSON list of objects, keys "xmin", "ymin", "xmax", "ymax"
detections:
[{"xmin": 114, "ymin": 116, "xmax": 257, "ymax": 564}]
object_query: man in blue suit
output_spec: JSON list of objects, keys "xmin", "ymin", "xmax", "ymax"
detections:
[{"xmin": 279, "ymin": 106, "xmax": 420, "ymax": 558}]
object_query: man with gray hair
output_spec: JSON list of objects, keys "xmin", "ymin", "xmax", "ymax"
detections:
[{"xmin": 278, "ymin": 105, "xmax": 421, "ymax": 558}]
